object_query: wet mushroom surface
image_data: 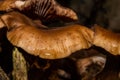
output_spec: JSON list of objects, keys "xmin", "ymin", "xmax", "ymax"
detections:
[
  {"xmin": 0, "ymin": 0, "xmax": 120, "ymax": 80},
  {"xmin": 0, "ymin": 11, "xmax": 93, "ymax": 59}
]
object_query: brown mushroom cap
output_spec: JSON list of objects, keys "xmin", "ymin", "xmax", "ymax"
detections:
[
  {"xmin": 0, "ymin": 0, "xmax": 17, "ymax": 11},
  {"xmin": 0, "ymin": 12, "xmax": 93, "ymax": 59},
  {"xmin": 0, "ymin": 0, "xmax": 78, "ymax": 22},
  {"xmin": 93, "ymin": 25, "xmax": 120, "ymax": 55}
]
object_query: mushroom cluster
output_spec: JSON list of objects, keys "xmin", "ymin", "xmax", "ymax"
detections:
[
  {"xmin": 0, "ymin": 0, "xmax": 120, "ymax": 80},
  {"xmin": 0, "ymin": 0, "xmax": 120, "ymax": 59}
]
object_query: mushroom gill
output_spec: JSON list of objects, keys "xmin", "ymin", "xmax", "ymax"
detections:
[
  {"xmin": 0, "ymin": 0, "xmax": 78, "ymax": 22},
  {"xmin": 0, "ymin": 11, "xmax": 93, "ymax": 59}
]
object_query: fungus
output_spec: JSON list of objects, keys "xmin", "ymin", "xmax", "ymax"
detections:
[
  {"xmin": 0, "ymin": 18, "xmax": 5, "ymax": 29},
  {"xmin": 0, "ymin": 0, "xmax": 78, "ymax": 22},
  {"xmin": 93, "ymin": 25, "xmax": 120, "ymax": 55},
  {"xmin": 0, "ymin": 11, "xmax": 93, "ymax": 59},
  {"xmin": 0, "ymin": 0, "xmax": 17, "ymax": 11},
  {"xmin": 76, "ymin": 56, "xmax": 106, "ymax": 80},
  {"xmin": 1, "ymin": 11, "xmax": 120, "ymax": 58}
]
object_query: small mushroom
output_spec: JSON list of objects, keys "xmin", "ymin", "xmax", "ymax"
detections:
[
  {"xmin": 0, "ymin": 11, "xmax": 93, "ymax": 59},
  {"xmin": 76, "ymin": 55, "xmax": 106, "ymax": 80},
  {"xmin": 69, "ymin": 49, "xmax": 106, "ymax": 80},
  {"xmin": 0, "ymin": 0, "xmax": 78, "ymax": 22}
]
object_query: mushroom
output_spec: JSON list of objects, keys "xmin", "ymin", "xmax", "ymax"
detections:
[
  {"xmin": 0, "ymin": 11, "xmax": 93, "ymax": 59},
  {"xmin": 76, "ymin": 56, "xmax": 106, "ymax": 80},
  {"xmin": 93, "ymin": 25, "xmax": 120, "ymax": 55},
  {"xmin": 1, "ymin": 11, "xmax": 120, "ymax": 58},
  {"xmin": 0, "ymin": 0, "xmax": 78, "ymax": 22},
  {"xmin": 0, "ymin": 0, "xmax": 17, "ymax": 11},
  {"xmin": 76, "ymin": 49, "xmax": 106, "ymax": 80}
]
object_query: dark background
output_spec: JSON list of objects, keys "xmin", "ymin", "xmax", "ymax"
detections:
[{"xmin": 57, "ymin": 0, "xmax": 120, "ymax": 32}]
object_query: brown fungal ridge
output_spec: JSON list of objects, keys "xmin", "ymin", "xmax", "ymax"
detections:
[
  {"xmin": 93, "ymin": 25, "xmax": 120, "ymax": 55},
  {"xmin": 1, "ymin": 12, "xmax": 120, "ymax": 59},
  {"xmin": 0, "ymin": 11, "xmax": 93, "ymax": 59}
]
